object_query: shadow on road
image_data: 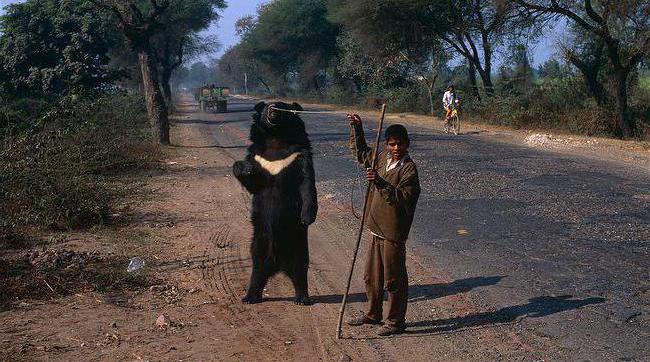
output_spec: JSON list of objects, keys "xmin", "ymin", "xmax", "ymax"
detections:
[
  {"xmin": 405, "ymin": 295, "xmax": 606, "ymax": 335},
  {"xmin": 262, "ymin": 276, "xmax": 505, "ymax": 305}
]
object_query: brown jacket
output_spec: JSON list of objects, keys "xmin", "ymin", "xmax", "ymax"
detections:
[{"xmin": 349, "ymin": 123, "xmax": 421, "ymax": 242}]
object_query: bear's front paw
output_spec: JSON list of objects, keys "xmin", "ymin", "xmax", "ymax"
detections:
[
  {"xmin": 294, "ymin": 296, "xmax": 313, "ymax": 306},
  {"xmin": 241, "ymin": 294, "xmax": 262, "ymax": 304},
  {"xmin": 233, "ymin": 160, "xmax": 253, "ymax": 178},
  {"xmin": 301, "ymin": 213, "xmax": 316, "ymax": 226}
]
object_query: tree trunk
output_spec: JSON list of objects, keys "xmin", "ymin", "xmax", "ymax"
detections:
[
  {"xmin": 584, "ymin": 71, "xmax": 607, "ymax": 107},
  {"xmin": 258, "ymin": 77, "xmax": 272, "ymax": 94},
  {"xmin": 312, "ymin": 76, "xmax": 322, "ymax": 98},
  {"xmin": 161, "ymin": 68, "xmax": 173, "ymax": 112},
  {"xmin": 477, "ymin": 67, "xmax": 494, "ymax": 96},
  {"xmin": 613, "ymin": 70, "xmax": 634, "ymax": 138},
  {"xmin": 468, "ymin": 63, "xmax": 481, "ymax": 101},
  {"xmin": 426, "ymin": 86, "xmax": 435, "ymax": 117},
  {"xmin": 139, "ymin": 51, "xmax": 170, "ymax": 145}
]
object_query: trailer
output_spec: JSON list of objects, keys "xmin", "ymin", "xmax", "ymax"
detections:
[{"xmin": 193, "ymin": 86, "xmax": 230, "ymax": 113}]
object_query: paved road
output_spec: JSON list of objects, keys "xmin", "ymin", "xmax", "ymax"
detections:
[{"xmin": 221, "ymin": 99, "xmax": 649, "ymax": 361}]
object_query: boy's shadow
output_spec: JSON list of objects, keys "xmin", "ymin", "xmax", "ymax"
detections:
[
  {"xmin": 405, "ymin": 295, "xmax": 606, "ymax": 335},
  {"xmin": 306, "ymin": 275, "xmax": 506, "ymax": 305}
]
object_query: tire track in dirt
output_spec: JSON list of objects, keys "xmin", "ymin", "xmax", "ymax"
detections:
[
  {"xmin": 180, "ymin": 107, "xmax": 326, "ymax": 360},
  {"xmin": 197, "ymin": 106, "xmax": 340, "ymax": 361},
  {"xmin": 200, "ymin": 223, "xmax": 290, "ymax": 360}
]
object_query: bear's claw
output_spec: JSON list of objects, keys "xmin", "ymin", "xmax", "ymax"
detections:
[
  {"xmin": 294, "ymin": 296, "xmax": 313, "ymax": 306},
  {"xmin": 242, "ymin": 295, "xmax": 263, "ymax": 304}
]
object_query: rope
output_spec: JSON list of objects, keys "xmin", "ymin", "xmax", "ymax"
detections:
[
  {"xmin": 268, "ymin": 106, "xmax": 348, "ymax": 115},
  {"xmin": 267, "ymin": 105, "xmax": 362, "ymax": 219}
]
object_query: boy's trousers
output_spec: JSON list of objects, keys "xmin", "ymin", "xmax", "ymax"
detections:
[{"xmin": 364, "ymin": 235, "xmax": 408, "ymax": 327}]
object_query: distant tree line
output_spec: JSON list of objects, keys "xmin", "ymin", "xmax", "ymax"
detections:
[{"xmin": 215, "ymin": 0, "xmax": 649, "ymax": 138}]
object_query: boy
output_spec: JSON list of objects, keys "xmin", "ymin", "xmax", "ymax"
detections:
[{"xmin": 346, "ymin": 114, "xmax": 421, "ymax": 336}]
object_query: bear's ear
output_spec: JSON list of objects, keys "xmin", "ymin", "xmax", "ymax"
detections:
[
  {"xmin": 254, "ymin": 101, "xmax": 266, "ymax": 113},
  {"xmin": 291, "ymin": 102, "xmax": 303, "ymax": 111}
]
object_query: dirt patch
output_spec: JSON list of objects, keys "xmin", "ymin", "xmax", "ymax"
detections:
[{"xmin": 524, "ymin": 133, "xmax": 599, "ymax": 147}]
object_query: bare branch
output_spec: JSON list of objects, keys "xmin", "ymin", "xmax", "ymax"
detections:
[{"xmin": 584, "ymin": 0, "xmax": 604, "ymax": 24}]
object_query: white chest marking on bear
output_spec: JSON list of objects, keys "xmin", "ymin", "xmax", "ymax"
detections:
[{"xmin": 254, "ymin": 152, "xmax": 301, "ymax": 175}]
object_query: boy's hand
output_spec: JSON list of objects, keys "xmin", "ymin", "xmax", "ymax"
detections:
[
  {"xmin": 347, "ymin": 113, "xmax": 362, "ymax": 125},
  {"xmin": 366, "ymin": 168, "xmax": 377, "ymax": 181},
  {"xmin": 367, "ymin": 169, "xmax": 391, "ymax": 189}
]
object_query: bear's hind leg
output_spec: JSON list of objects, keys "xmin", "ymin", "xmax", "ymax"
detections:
[
  {"xmin": 288, "ymin": 258, "xmax": 312, "ymax": 306},
  {"xmin": 289, "ymin": 267, "xmax": 311, "ymax": 306},
  {"xmin": 242, "ymin": 262, "xmax": 274, "ymax": 304}
]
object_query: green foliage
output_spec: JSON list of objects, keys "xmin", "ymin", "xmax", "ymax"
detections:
[
  {"xmin": 538, "ymin": 59, "xmax": 572, "ymax": 79},
  {"xmin": 0, "ymin": 0, "xmax": 123, "ymax": 99},
  {"xmin": 640, "ymin": 73, "xmax": 650, "ymax": 91},
  {"xmin": 0, "ymin": 94, "xmax": 160, "ymax": 239},
  {"xmin": 238, "ymin": 0, "xmax": 339, "ymax": 94},
  {"xmin": 467, "ymin": 77, "xmax": 617, "ymax": 135},
  {"xmin": 153, "ymin": 0, "xmax": 227, "ymax": 77}
]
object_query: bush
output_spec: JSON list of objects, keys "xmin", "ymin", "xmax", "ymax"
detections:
[
  {"xmin": 464, "ymin": 78, "xmax": 619, "ymax": 136},
  {"xmin": 0, "ymin": 93, "xmax": 160, "ymax": 240},
  {"xmin": 0, "ymin": 98, "xmax": 52, "ymax": 130}
]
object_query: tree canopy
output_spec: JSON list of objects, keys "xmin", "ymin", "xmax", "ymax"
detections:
[{"xmin": 0, "ymin": 0, "xmax": 122, "ymax": 99}]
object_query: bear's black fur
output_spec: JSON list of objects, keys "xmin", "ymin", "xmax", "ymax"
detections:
[{"xmin": 232, "ymin": 101, "xmax": 318, "ymax": 306}]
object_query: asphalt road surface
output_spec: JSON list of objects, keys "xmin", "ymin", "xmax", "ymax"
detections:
[{"xmin": 220, "ymin": 98, "xmax": 650, "ymax": 361}]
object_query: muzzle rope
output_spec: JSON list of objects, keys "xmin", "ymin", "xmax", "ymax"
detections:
[
  {"xmin": 268, "ymin": 106, "xmax": 349, "ymax": 115},
  {"xmin": 265, "ymin": 105, "xmax": 362, "ymax": 219}
]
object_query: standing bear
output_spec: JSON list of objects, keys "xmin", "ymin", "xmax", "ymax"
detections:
[{"xmin": 232, "ymin": 101, "xmax": 318, "ymax": 305}]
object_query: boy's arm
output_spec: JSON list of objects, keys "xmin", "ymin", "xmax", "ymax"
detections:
[
  {"xmin": 372, "ymin": 163, "xmax": 421, "ymax": 207},
  {"xmin": 349, "ymin": 122, "xmax": 374, "ymax": 168}
]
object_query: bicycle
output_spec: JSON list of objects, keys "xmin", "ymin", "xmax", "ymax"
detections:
[{"xmin": 443, "ymin": 103, "xmax": 460, "ymax": 135}]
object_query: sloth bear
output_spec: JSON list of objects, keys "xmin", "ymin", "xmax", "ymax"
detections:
[{"xmin": 232, "ymin": 101, "xmax": 318, "ymax": 306}]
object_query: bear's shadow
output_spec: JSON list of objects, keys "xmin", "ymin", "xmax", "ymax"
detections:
[{"xmin": 261, "ymin": 275, "xmax": 506, "ymax": 305}]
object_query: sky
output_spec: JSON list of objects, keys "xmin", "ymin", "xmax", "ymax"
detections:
[
  {"xmin": 0, "ymin": 0, "xmax": 558, "ymax": 66},
  {"xmin": 203, "ymin": 0, "xmax": 269, "ymax": 59}
]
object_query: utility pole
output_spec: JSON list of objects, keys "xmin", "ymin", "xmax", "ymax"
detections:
[{"xmin": 244, "ymin": 72, "xmax": 248, "ymax": 96}]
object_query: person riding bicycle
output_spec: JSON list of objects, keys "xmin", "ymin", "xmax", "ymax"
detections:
[{"xmin": 442, "ymin": 85, "xmax": 460, "ymax": 123}]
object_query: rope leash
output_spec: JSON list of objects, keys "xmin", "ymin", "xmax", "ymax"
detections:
[
  {"xmin": 268, "ymin": 106, "xmax": 348, "ymax": 115},
  {"xmin": 266, "ymin": 105, "xmax": 362, "ymax": 219}
]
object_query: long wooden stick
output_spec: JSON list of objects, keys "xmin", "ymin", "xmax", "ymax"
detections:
[{"xmin": 336, "ymin": 104, "xmax": 387, "ymax": 339}]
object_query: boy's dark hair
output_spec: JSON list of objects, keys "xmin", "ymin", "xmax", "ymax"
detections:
[{"xmin": 385, "ymin": 124, "xmax": 409, "ymax": 145}]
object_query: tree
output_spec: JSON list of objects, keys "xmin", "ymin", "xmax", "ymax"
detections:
[
  {"xmin": 538, "ymin": 58, "xmax": 570, "ymax": 79},
  {"xmin": 92, "ymin": 0, "xmax": 172, "ymax": 144},
  {"xmin": 330, "ymin": 0, "xmax": 534, "ymax": 98},
  {"xmin": 514, "ymin": 0, "xmax": 650, "ymax": 137},
  {"xmin": 561, "ymin": 26, "xmax": 608, "ymax": 106},
  {"xmin": 234, "ymin": 15, "xmax": 255, "ymax": 37},
  {"xmin": 152, "ymin": 0, "xmax": 225, "ymax": 107},
  {"xmin": 0, "ymin": 0, "xmax": 122, "ymax": 99},
  {"xmin": 330, "ymin": 3, "xmax": 448, "ymax": 111},
  {"xmin": 238, "ymin": 0, "xmax": 339, "ymax": 96},
  {"xmin": 186, "ymin": 61, "xmax": 216, "ymax": 88},
  {"xmin": 508, "ymin": 43, "xmax": 535, "ymax": 94}
]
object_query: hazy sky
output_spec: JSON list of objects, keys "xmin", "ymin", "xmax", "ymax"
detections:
[
  {"xmin": 0, "ymin": 0, "xmax": 559, "ymax": 66},
  {"xmin": 205, "ymin": 0, "xmax": 269, "ymax": 58}
]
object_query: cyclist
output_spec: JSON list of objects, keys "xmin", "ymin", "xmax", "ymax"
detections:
[{"xmin": 442, "ymin": 85, "xmax": 460, "ymax": 126}]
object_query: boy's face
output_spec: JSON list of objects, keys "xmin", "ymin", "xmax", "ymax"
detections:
[{"xmin": 385, "ymin": 137, "xmax": 408, "ymax": 161}]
